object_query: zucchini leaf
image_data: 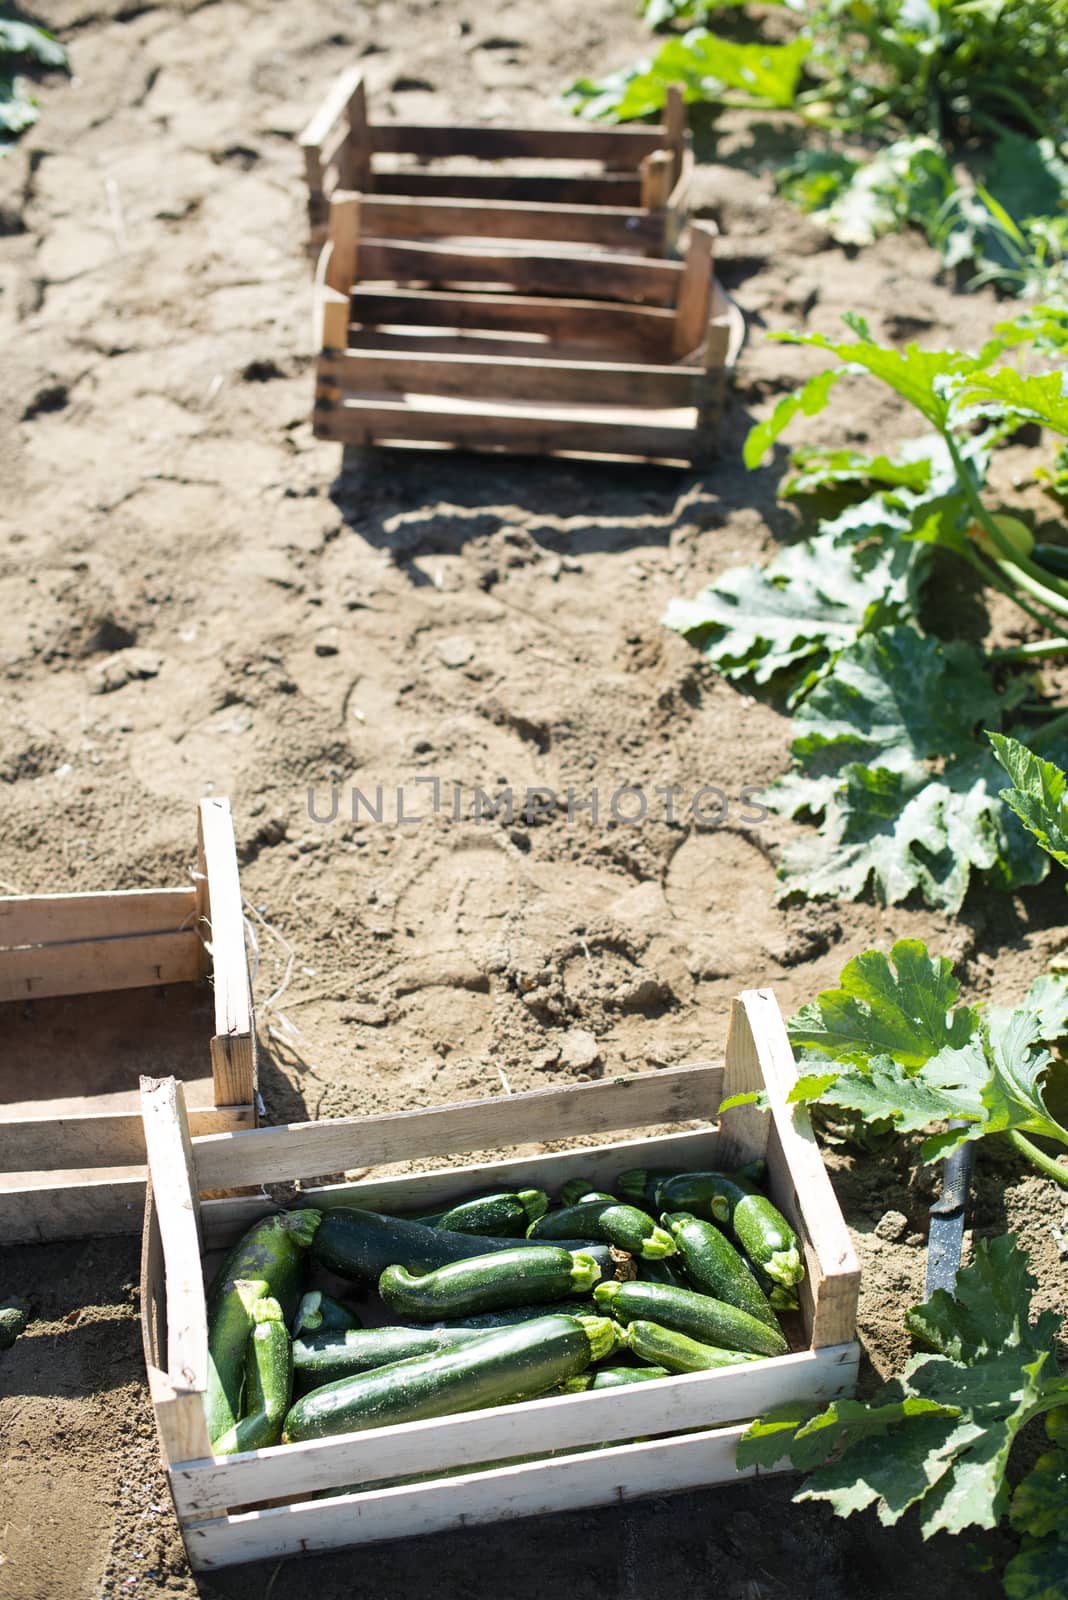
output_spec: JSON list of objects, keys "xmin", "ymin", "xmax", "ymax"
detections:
[
  {"xmin": 739, "ymin": 1238, "xmax": 1068, "ymax": 1542},
  {"xmin": 953, "ymin": 369, "xmax": 1068, "ymax": 439},
  {"xmin": 0, "ymin": 19, "xmax": 67, "ymax": 71},
  {"xmin": 991, "ymin": 735, "xmax": 1068, "ymax": 872},
  {"xmin": 565, "ymin": 29, "xmax": 809, "ymax": 121}
]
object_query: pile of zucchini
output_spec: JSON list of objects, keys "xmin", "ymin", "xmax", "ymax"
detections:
[{"xmin": 202, "ymin": 1165, "xmax": 805, "ymax": 1460}]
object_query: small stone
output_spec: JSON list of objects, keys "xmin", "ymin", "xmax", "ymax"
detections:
[
  {"xmin": 906, "ymin": 1232, "xmax": 926, "ymax": 1249},
  {"xmin": 314, "ymin": 634, "xmax": 340, "ymax": 657},
  {"xmin": 874, "ymin": 1209, "xmax": 909, "ymax": 1242},
  {"xmin": 87, "ymin": 648, "xmax": 163, "ymax": 694},
  {"xmin": 559, "ymin": 1028, "xmax": 601, "ymax": 1073},
  {"xmin": 341, "ymin": 1003, "xmax": 389, "ymax": 1027},
  {"xmin": 436, "ymin": 634, "xmax": 475, "ymax": 669}
]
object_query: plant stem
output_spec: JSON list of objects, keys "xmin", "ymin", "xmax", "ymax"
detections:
[
  {"xmin": 945, "ymin": 434, "xmax": 1068, "ymax": 615},
  {"xmin": 990, "ymin": 639, "xmax": 1068, "ymax": 662},
  {"xmin": 1006, "ymin": 1129, "xmax": 1068, "ymax": 1190},
  {"xmin": 1025, "ymin": 707, "xmax": 1068, "ymax": 751},
  {"xmin": 957, "ymin": 544, "xmax": 1067, "ymax": 635}
]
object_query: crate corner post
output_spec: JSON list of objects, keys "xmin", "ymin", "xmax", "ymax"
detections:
[{"xmin": 196, "ymin": 798, "xmax": 257, "ymax": 1113}]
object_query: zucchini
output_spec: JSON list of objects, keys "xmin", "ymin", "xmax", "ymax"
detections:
[
  {"xmin": 312, "ymin": 1207, "xmax": 616, "ymax": 1283},
  {"xmin": 627, "ymin": 1320, "xmax": 765, "ymax": 1373},
  {"xmin": 636, "ymin": 1255, "xmax": 689, "ymax": 1289},
  {"xmin": 619, "ymin": 1160, "xmax": 766, "ymax": 1208},
  {"xmin": 558, "ymin": 1180, "xmax": 614, "ymax": 1207},
  {"xmin": 205, "ymin": 1277, "xmax": 269, "ymax": 1445},
  {"xmin": 420, "ymin": 1190, "xmax": 549, "ymax": 1237},
  {"xmin": 711, "ymin": 1186, "xmax": 805, "ymax": 1290},
  {"xmin": 283, "ymin": 1314, "xmax": 623, "ymax": 1442},
  {"xmin": 655, "ymin": 1171, "xmax": 759, "ymax": 1217},
  {"xmin": 562, "ymin": 1366, "xmax": 671, "ymax": 1391},
  {"xmin": 663, "ymin": 1212, "xmax": 780, "ymax": 1330},
  {"xmin": 208, "ymin": 1210, "xmax": 322, "ymax": 1325},
  {"xmin": 527, "ymin": 1200, "xmax": 675, "ymax": 1260},
  {"xmin": 432, "ymin": 1300, "xmax": 595, "ymax": 1331},
  {"xmin": 291, "ymin": 1291, "xmax": 361, "ymax": 1337},
  {"xmin": 292, "ymin": 1325, "xmax": 491, "ymax": 1393},
  {"xmin": 594, "ymin": 1279, "xmax": 787, "ymax": 1357},
  {"xmin": 212, "ymin": 1296, "xmax": 293, "ymax": 1455},
  {"xmin": 747, "ymin": 1257, "xmax": 799, "ymax": 1313},
  {"xmin": 0, "ymin": 1296, "xmax": 30, "ymax": 1351},
  {"xmin": 380, "ymin": 1247, "xmax": 602, "ymax": 1321},
  {"xmin": 1034, "ymin": 542, "xmax": 1068, "ymax": 578}
]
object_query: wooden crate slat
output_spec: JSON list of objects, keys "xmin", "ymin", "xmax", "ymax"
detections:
[
  {"xmin": 0, "ymin": 886, "xmax": 197, "ymax": 949},
  {"xmin": 350, "ymin": 287, "xmax": 676, "ymax": 356},
  {"xmin": 368, "ymin": 123, "xmax": 668, "ymax": 163},
  {"xmin": 322, "ymin": 348, "xmax": 700, "ymax": 409},
  {"xmin": 196, "ymin": 798, "xmax": 256, "ymax": 1109},
  {"xmin": 298, "ymin": 63, "xmax": 365, "ymax": 156},
  {"xmin": 359, "ymin": 194, "xmax": 665, "ymax": 252},
  {"xmin": 197, "ymin": 1123, "xmax": 724, "ymax": 1248},
  {"xmin": 0, "ymin": 928, "xmax": 202, "ymax": 1004},
  {"xmin": 356, "ymin": 239, "xmax": 683, "ymax": 306},
  {"xmin": 141, "ymin": 1077, "xmax": 209, "ymax": 1392},
  {"xmin": 314, "ymin": 397, "xmax": 699, "ymax": 462},
  {"xmin": 0, "ymin": 1164, "xmax": 147, "ymax": 1241},
  {"xmin": 0, "ymin": 1101, "xmax": 256, "ymax": 1174},
  {"xmin": 174, "ymin": 1344, "xmax": 858, "ymax": 1519},
  {"xmin": 372, "ymin": 171, "xmax": 644, "ymax": 206},
  {"xmin": 190, "ymin": 1062, "xmax": 722, "ymax": 1191}
]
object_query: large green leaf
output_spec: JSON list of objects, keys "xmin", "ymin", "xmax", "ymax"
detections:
[
  {"xmin": 662, "ymin": 527, "xmax": 924, "ymax": 701},
  {"xmin": 740, "ymin": 1239, "xmax": 1068, "ymax": 1544},
  {"xmin": 0, "ymin": 20, "xmax": 68, "ymax": 71},
  {"xmin": 991, "ymin": 734, "xmax": 1068, "ymax": 872},
  {"xmin": 788, "ymin": 940, "xmax": 976, "ymax": 1069},
  {"xmin": 953, "ymin": 369, "xmax": 1068, "ymax": 439},
  {"xmin": 566, "ymin": 28, "xmax": 810, "ymax": 122}
]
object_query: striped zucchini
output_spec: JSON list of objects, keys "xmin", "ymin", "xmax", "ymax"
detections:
[
  {"xmin": 205, "ymin": 1277, "xmax": 269, "ymax": 1445},
  {"xmin": 419, "ymin": 1190, "xmax": 549, "ymax": 1236},
  {"xmin": 594, "ymin": 1279, "xmax": 787, "ymax": 1357},
  {"xmin": 312, "ymin": 1207, "xmax": 617, "ymax": 1283},
  {"xmin": 527, "ymin": 1200, "xmax": 675, "ymax": 1260},
  {"xmin": 292, "ymin": 1325, "xmax": 492, "ymax": 1393},
  {"xmin": 283, "ymin": 1314, "xmax": 622, "ymax": 1442},
  {"xmin": 663, "ymin": 1212, "xmax": 780, "ymax": 1331},
  {"xmin": 709, "ymin": 1183, "xmax": 805, "ymax": 1289},
  {"xmin": 379, "ymin": 1247, "xmax": 602, "ymax": 1322},
  {"xmin": 627, "ymin": 1319, "xmax": 765, "ymax": 1373},
  {"xmin": 562, "ymin": 1366, "xmax": 671, "ymax": 1391},
  {"xmin": 212, "ymin": 1296, "xmax": 293, "ymax": 1455}
]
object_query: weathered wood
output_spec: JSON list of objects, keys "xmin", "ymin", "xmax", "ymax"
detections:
[
  {"xmin": 371, "ymin": 172, "xmax": 644, "ymax": 206},
  {"xmin": 319, "ymin": 285, "xmax": 350, "ymax": 354},
  {"xmin": 0, "ymin": 1165, "xmax": 146, "ymax": 1242},
  {"xmin": 737, "ymin": 989, "xmax": 861, "ymax": 1350},
  {"xmin": 343, "ymin": 75, "xmax": 372, "ymax": 191},
  {"xmin": 141, "ymin": 1077, "xmax": 208, "ymax": 1394},
  {"xmin": 358, "ymin": 195, "xmax": 665, "ymax": 253},
  {"xmin": 640, "ymin": 150, "xmax": 673, "ymax": 212},
  {"xmin": 322, "ymin": 348, "xmax": 700, "ymax": 409},
  {"xmin": 350, "ymin": 287, "xmax": 676, "ymax": 357},
  {"xmin": 673, "ymin": 221, "xmax": 716, "ymax": 357},
  {"xmin": 175, "ymin": 1343, "xmax": 858, "ymax": 1518},
  {"xmin": 664, "ymin": 84, "xmax": 687, "ymax": 187},
  {"xmin": 0, "ymin": 929, "xmax": 202, "ymax": 1004},
  {"xmin": 357, "ymin": 238, "xmax": 683, "ymax": 306},
  {"xmin": 325, "ymin": 192, "xmax": 361, "ymax": 295},
  {"xmin": 315, "ymin": 397, "xmax": 698, "ymax": 462},
  {"xmin": 190, "ymin": 1062, "xmax": 723, "ymax": 1192},
  {"xmin": 196, "ymin": 798, "xmax": 255, "ymax": 1110},
  {"xmin": 0, "ymin": 887, "xmax": 196, "ymax": 949},
  {"xmin": 369, "ymin": 123, "xmax": 669, "ymax": 162},
  {"xmin": 717, "ymin": 995, "xmax": 776, "ymax": 1170},
  {"xmin": 0, "ymin": 1099, "xmax": 253, "ymax": 1173},
  {"xmin": 299, "ymin": 65, "xmax": 366, "ymax": 156}
]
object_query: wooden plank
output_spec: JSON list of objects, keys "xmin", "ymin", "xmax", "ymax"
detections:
[
  {"xmin": 356, "ymin": 239, "xmax": 683, "ymax": 306},
  {"xmin": 326, "ymin": 193, "xmax": 361, "ymax": 297},
  {"xmin": 369, "ymin": 123, "xmax": 667, "ymax": 163},
  {"xmin": 737, "ymin": 989, "xmax": 861, "ymax": 1350},
  {"xmin": 0, "ymin": 929, "xmax": 201, "ymax": 1004},
  {"xmin": 0, "ymin": 1101, "xmax": 255, "ymax": 1173},
  {"xmin": 140, "ymin": 1077, "xmax": 208, "ymax": 1391},
  {"xmin": 359, "ymin": 195, "xmax": 665, "ymax": 253},
  {"xmin": 197, "ymin": 798, "xmax": 255, "ymax": 1109},
  {"xmin": 640, "ymin": 149, "xmax": 673, "ymax": 212},
  {"xmin": 174, "ymin": 1343, "xmax": 858, "ymax": 1515},
  {"xmin": 183, "ymin": 1422, "xmax": 780, "ymax": 1569},
  {"xmin": 664, "ymin": 84, "xmax": 687, "ymax": 187},
  {"xmin": 324, "ymin": 349, "xmax": 700, "ymax": 409},
  {"xmin": 717, "ymin": 995, "xmax": 775, "ymax": 1170},
  {"xmin": 344, "ymin": 75, "xmax": 372, "ymax": 191},
  {"xmin": 142, "ymin": 1180, "xmax": 214, "ymax": 1469},
  {"xmin": 0, "ymin": 887, "xmax": 196, "ymax": 949},
  {"xmin": 198, "ymin": 1122, "xmax": 723, "ymax": 1248},
  {"xmin": 371, "ymin": 172, "xmax": 643, "ymax": 206},
  {"xmin": 190, "ymin": 1062, "xmax": 723, "ymax": 1191},
  {"xmin": 314, "ymin": 397, "xmax": 698, "ymax": 463},
  {"xmin": 299, "ymin": 66, "xmax": 366, "ymax": 156},
  {"xmin": 0, "ymin": 1165, "xmax": 146, "ymax": 1242},
  {"xmin": 350, "ymin": 287, "xmax": 675, "ymax": 357},
  {"xmin": 320, "ymin": 285, "xmax": 350, "ymax": 353},
  {"xmin": 673, "ymin": 222, "xmax": 715, "ymax": 358}
]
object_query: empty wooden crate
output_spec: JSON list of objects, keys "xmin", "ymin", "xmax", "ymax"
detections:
[
  {"xmin": 140, "ymin": 988, "xmax": 859, "ymax": 1571},
  {"xmin": 1, "ymin": 797, "xmax": 256, "ymax": 1243},
  {"xmin": 299, "ymin": 68, "xmax": 693, "ymax": 253}
]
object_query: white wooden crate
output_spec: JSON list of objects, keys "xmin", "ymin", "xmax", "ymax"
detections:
[{"xmin": 140, "ymin": 988, "xmax": 859, "ymax": 1571}]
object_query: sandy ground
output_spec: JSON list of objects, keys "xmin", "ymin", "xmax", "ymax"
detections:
[{"xmin": 1, "ymin": 2, "xmax": 1066, "ymax": 1597}]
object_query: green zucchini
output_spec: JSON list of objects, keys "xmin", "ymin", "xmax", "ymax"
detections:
[
  {"xmin": 420, "ymin": 1190, "xmax": 549, "ymax": 1236},
  {"xmin": 0, "ymin": 1297, "xmax": 30, "ymax": 1351},
  {"xmin": 205, "ymin": 1277, "xmax": 269, "ymax": 1445},
  {"xmin": 711, "ymin": 1185, "xmax": 805, "ymax": 1289},
  {"xmin": 312, "ymin": 1207, "xmax": 616, "ymax": 1283},
  {"xmin": 212, "ymin": 1296, "xmax": 293, "ymax": 1455},
  {"xmin": 292, "ymin": 1325, "xmax": 491, "ymax": 1393},
  {"xmin": 1034, "ymin": 542, "xmax": 1068, "ymax": 578},
  {"xmin": 562, "ymin": 1365, "xmax": 671, "ymax": 1391},
  {"xmin": 208, "ymin": 1210, "xmax": 322, "ymax": 1324},
  {"xmin": 620, "ymin": 1161, "xmax": 766, "ymax": 1208},
  {"xmin": 654, "ymin": 1171, "xmax": 759, "ymax": 1216},
  {"xmin": 747, "ymin": 1256, "xmax": 800, "ymax": 1312},
  {"xmin": 432, "ymin": 1300, "xmax": 595, "ymax": 1331},
  {"xmin": 663, "ymin": 1212, "xmax": 780, "ymax": 1330},
  {"xmin": 291, "ymin": 1290, "xmax": 362, "ymax": 1337},
  {"xmin": 594, "ymin": 1279, "xmax": 787, "ymax": 1357},
  {"xmin": 558, "ymin": 1180, "xmax": 614, "ymax": 1207},
  {"xmin": 527, "ymin": 1200, "xmax": 675, "ymax": 1260},
  {"xmin": 627, "ymin": 1320, "xmax": 765, "ymax": 1373},
  {"xmin": 636, "ymin": 1255, "xmax": 689, "ymax": 1289},
  {"xmin": 283, "ymin": 1314, "xmax": 622, "ymax": 1442},
  {"xmin": 380, "ymin": 1247, "xmax": 602, "ymax": 1322}
]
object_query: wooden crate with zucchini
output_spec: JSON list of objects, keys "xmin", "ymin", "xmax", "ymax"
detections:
[
  {"xmin": 0, "ymin": 797, "xmax": 256, "ymax": 1243},
  {"xmin": 140, "ymin": 987, "xmax": 859, "ymax": 1571}
]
